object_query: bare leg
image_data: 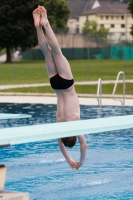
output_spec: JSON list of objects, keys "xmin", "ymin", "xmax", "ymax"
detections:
[
  {"xmin": 39, "ymin": 6, "xmax": 73, "ymax": 80},
  {"xmin": 33, "ymin": 8, "xmax": 57, "ymax": 78}
]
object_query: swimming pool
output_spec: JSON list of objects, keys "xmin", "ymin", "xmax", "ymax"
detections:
[{"xmin": 0, "ymin": 103, "xmax": 133, "ymax": 200}]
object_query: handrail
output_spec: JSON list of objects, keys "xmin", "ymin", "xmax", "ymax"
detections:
[
  {"xmin": 97, "ymin": 78, "xmax": 102, "ymax": 106},
  {"xmin": 112, "ymin": 71, "xmax": 125, "ymax": 106}
]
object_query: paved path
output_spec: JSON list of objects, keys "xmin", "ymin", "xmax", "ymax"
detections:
[
  {"xmin": 0, "ymin": 54, "xmax": 6, "ymax": 62},
  {"xmin": 0, "ymin": 79, "xmax": 133, "ymax": 89}
]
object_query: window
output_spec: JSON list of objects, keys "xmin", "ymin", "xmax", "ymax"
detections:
[
  {"xmin": 121, "ymin": 24, "xmax": 125, "ymax": 28},
  {"xmin": 109, "ymin": 32, "xmax": 115, "ymax": 36},
  {"xmin": 121, "ymin": 16, "xmax": 124, "ymax": 20},
  {"xmin": 111, "ymin": 24, "xmax": 115, "ymax": 28},
  {"xmin": 106, "ymin": 16, "xmax": 109, "ymax": 19},
  {"xmin": 121, "ymin": 32, "xmax": 125, "ymax": 36},
  {"xmin": 116, "ymin": 16, "xmax": 119, "ymax": 20},
  {"xmin": 100, "ymin": 24, "xmax": 104, "ymax": 27},
  {"xmin": 111, "ymin": 16, "xmax": 114, "ymax": 20}
]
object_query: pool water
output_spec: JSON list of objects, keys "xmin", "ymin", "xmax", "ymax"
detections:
[{"xmin": 0, "ymin": 103, "xmax": 133, "ymax": 200}]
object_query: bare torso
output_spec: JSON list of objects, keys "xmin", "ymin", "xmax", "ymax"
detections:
[{"xmin": 55, "ymin": 85, "xmax": 80, "ymax": 122}]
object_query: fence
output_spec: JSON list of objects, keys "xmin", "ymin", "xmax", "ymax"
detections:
[
  {"xmin": 20, "ymin": 32, "xmax": 133, "ymax": 60},
  {"xmin": 21, "ymin": 46, "xmax": 133, "ymax": 60}
]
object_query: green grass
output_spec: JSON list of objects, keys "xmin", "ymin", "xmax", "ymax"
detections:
[
  {"xmin": 0, "ymin": 59, "xmax": 132, "ymax": 84},
  {"xmin": 0, "ymin": 59, "xmax": 132, "ymax": 95},
  {"xmin": 1, "ymin": 83, "xmax": 133, "ymax": 95}
]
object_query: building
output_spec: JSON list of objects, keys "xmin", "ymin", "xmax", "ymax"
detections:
[
  {"xmin": 66, "ymin": 0, "xmax": 95, "ymax": 33},
  {"xmin": 67, "ymin": 0, "xmax": 133, "ymax": 42},
  {"xmin": 79, "ymin": 0, "xmax": 133, "ymax": 42}
]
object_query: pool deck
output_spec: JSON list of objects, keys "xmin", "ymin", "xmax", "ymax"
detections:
[{"xmin": 0, "ymin": 94, "xmax": 133, "ymax": 106}]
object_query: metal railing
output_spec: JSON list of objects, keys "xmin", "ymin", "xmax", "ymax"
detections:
[
  {"xmin": 112, "ymin": 71, "xmax": 125, "ymax": 106},
  {"xmin": 97, "ymin": 78, "xmax": 102, "ymax": 107}
]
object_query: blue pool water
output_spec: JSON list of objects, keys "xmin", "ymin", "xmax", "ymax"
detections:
[{"xmin": 0, "ymin": 103, "xmax": 133, "ymax": 200}]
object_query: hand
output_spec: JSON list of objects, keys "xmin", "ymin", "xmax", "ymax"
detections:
[
  {"xmin": 67, "ymin": 159, "xmax": 78, "ymax": 170},
  {"xmin": 75, "ymin": 161, "xmax": 83, "ymax": 169}
]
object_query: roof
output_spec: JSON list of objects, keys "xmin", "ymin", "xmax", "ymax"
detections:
[
  {"xmin": 66, "ymin": 0, "xmax": 95, "ymax": 18},
  {"xmin": 83, "ymin": 0, "xmax": 96, "ymax": 12},
  {"xmin": 82, "ymin": 2, "xmax": 130, "ymax": 15}
]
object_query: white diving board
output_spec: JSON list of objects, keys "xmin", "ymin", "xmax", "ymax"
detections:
[
  {"xmin": 0, "ymin": 113, "xmax": 31, "ymax": 120},
  {"xmin": 0, "ymin": 115, "xmax": 133, "ymax": 147}
]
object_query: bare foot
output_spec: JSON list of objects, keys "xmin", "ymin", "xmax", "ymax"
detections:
[
  {"xmin": 38, "ymin": 6, "xmax": 49, "ymax": 26},
  {"xmin": 32, "ymin": 8, "xmax": 41, "ymax": 27}
]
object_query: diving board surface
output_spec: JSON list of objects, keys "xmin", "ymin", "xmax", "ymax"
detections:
[
  {"xmin": 0, "ymin": 113, "xmax": 31, "ymax": 120},
  {"xmin": 0, "ymin": 115, "xmax": 133, "ymax": 147}
]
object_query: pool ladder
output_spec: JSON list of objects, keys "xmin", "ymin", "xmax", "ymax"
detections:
[
  {"xmin": 97, "ymin": 78, "xmax": 102, "ymax": 107},
  {"xmin": 112, "ymin": 71, "xmax": 125, "ymax": 106},
  {"xmin": 96, "ymin": 71, "xmax": 125, "ymax": 106}
]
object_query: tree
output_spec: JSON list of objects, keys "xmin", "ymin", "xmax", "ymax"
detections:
[
  {"xmin": 128, "ymin": 0, "xmax": 133, "ymax": 36},
  {"xmin": 82, "ymin": 20, "xmax": 109, "ymax": 46},
  {"xmin": 0, "ymin": 0, "xmax": 70, "ymax": 63},
  {"xmin": 82, "ymin": 20, "xmax": 109, "ymax": 39},
  {"xmin": 44, "ymin": 0, "xmax": 70, "ymax": 29}
]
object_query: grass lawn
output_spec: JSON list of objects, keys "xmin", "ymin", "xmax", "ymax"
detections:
[
  {"xmin": 0, "ymin": 59, "xmax": 132, "ymax": 84},
  {"xmin": 0, "ymin": 82, "xmax": 133, "ymax": 95}
]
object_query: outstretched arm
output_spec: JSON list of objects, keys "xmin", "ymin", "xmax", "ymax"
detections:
[
  {"xmin": 58, "ymin": 139, "xmax": 78, "ymax": 170},
  {"xmin": 76, "ymin": 135, "xmax": 87, "ymax": 168}
]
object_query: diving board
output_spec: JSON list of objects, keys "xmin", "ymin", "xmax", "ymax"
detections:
[
  {"xmin": 0, "ymin": 115, "xmax": 133, "ymax": 147},
  {"xmin": 0, "ymin": 113, "xmax": 31, "ymax": 120}
]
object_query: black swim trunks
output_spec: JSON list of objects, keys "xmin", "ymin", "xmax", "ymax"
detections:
[{"xmin": 50, "ymin": 74, "xmax": 74, "ymax": 90}]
